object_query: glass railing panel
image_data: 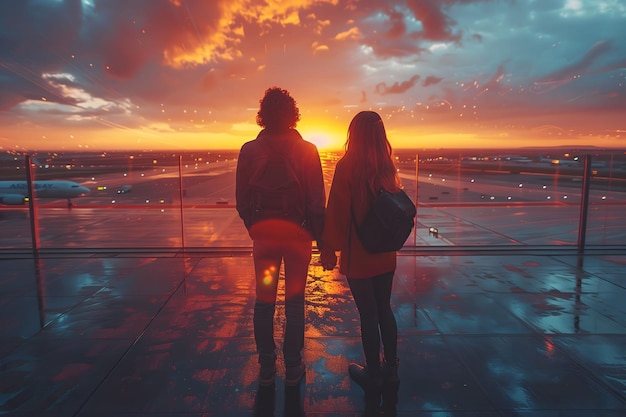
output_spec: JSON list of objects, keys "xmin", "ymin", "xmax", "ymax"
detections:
[
  {"xmin": 27, "ymin": 152, "xmax": 185, "ymax": 249},
  {"xmin": 179, "ymin": 151, "xmax": 242, "ymax": 247},
  {"xmin": 180, "ymin": 208, "xmax": 250, "ymax": 248},
  {"xmin": 0, "ymin": 153, "xmax": 31, "ymax": 249},
  {"xmin": 404, "ymin": 150, "xmax": 588, "ymax": 247},
  {"xmin": 3, "ymin": 149, "xmax": 624, "ymax": 251},
  {"xmin": 585, "ymin": 152, "xmax": 626, "ymax": 245}
]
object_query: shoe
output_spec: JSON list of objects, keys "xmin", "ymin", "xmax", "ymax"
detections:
[
  {"xmin": 259, "ymin": 363, "xmax": 276, "ymax": 387},
  {"xmin": 382, "ymin": 357, "xmax": 400, "ymax": 383},
  {"xmin": 348, "ymin": 363, "xmax": 382, "ymax": 390},
  {"xmin": 285, "ymin": 363, "xmax": 306, "ymax": 386}
]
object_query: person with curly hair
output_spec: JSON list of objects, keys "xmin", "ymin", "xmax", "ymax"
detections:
[{"xmin": 236, "ymin": 87, "xmax": 326, "ymax": 387}]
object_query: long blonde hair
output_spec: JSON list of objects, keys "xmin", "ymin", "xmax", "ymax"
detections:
[{"xmin": 342, "ymin": 111, "xmax": 401, "ymax": 211}]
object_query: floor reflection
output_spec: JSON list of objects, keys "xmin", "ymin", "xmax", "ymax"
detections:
[{"xmin": 1, "ymin": 253, "xmax": 624, "ymax": 415}]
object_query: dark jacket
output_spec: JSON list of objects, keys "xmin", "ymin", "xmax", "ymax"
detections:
[{"xmin": 236, "ymin": 128, "xmax": 326, "ymax": 244}]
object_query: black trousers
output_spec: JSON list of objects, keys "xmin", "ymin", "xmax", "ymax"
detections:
[{"xmin": 347, "ymin": 271, "xmax": 398, "ymax": 369}]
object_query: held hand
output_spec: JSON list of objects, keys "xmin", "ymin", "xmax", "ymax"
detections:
[{"xmin": 320, "ymin": 248, "xmax": 337, "ymax": 271}]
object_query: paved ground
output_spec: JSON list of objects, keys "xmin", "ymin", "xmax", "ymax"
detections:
[{"xmin": 0, "ymin": 249, "xmax": 624, "ymax": 416}]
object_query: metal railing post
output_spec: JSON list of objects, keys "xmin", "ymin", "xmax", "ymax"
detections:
[
  {"xmin": 414, "ymin": 153, "xmax": 419, "ymax": 246},
  {"xmin": 178, "ymin": 155, "xmax": 186, "ymax": 252},
  {"xmin": 577, "ymin": 155, "xmax": 592, "ymax": 265},
  {"xmin": 25, "ymin": 155, "xmax": 40, "ymax": 254}
]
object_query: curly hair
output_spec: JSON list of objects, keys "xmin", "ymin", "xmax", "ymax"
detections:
[{"xmin": 256, "ymin": 87, "xmax": 300, "ymax": 132}]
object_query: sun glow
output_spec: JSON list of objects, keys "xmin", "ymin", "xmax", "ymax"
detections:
[
  {"xmin": 300, "ymin": 130, "xmax": 342, "ymax": 151},
  {"xmin": 299, "ymin": 117, "xmax": 345, "ymax": 151}
]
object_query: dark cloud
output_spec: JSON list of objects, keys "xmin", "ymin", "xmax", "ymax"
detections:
[
  {"xmin": 0, "ymin": 0, "xmax": 84, "ymax": 109},
  {"xmin": 0, "ymin": 0, "xmax": 227, "ymax": 109},
  {"xmin": 422, "ymin": 76, "xmax": 443, "ymax": 87},
  {"xmin": 376, "ymin": 75, "xmax": 421, "ymax": 95},
  {"xmin": 386, "ymin": 9, "xmax": 407, "ymax": 39},
  {"xmin": 405, "ymin": 0, "xmax": 461, "ymax": 42},
  {"xmin": 537, "ymin": 40, "xmax": 613, "ymax": 85},
  {"xmin": 532, "ymin": 40, "xmax": 626, "ymax": 100},
  {"xmin": 84, "ymin": 0, "xmax": 224, "ymax": 78}
]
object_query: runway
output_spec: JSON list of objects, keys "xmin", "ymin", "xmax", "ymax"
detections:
[{"xmin": 1, "ymin": 153, "xmax": 625, "ymax": 250}]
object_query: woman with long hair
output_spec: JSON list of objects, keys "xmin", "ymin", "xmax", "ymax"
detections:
[{"xmin": 321, "ymin": 110, "xmax": 401, "ymax": 389}]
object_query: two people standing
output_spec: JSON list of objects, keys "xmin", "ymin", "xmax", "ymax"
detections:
[{"xmin": 236, "ymin": 87, "xmax": 401, "ymax": 390}]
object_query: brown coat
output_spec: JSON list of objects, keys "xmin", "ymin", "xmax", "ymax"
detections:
[{"xmin": 322, "ymin": 158, "xmax": 396, "ymax": 279}]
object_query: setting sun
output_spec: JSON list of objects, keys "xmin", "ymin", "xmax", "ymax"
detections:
[{"xmin": 299, "ymin": 129, "xmax": 343, "ymax": 151}]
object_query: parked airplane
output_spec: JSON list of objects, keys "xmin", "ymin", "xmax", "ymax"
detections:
[{"xmin": 0, "ymin": 180, "xmax": 90, "ymax": 205}]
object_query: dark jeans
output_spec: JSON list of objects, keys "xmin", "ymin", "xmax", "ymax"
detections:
[
  {"xmin": 253, "ymin": 238, "xmax": 311, "ymax": 368},
  {"xmin": 347, "ymin": 271, "xmax": 397, "ymax": 369}
]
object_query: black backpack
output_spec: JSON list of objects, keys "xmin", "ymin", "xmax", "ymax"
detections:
[
  {"xmin": 353, "ymin": 189, "xmax": 416, "ymax": 253},
  {"xmin": 248, "ymin": 141, "xmax": 307, "ymax": 228}
]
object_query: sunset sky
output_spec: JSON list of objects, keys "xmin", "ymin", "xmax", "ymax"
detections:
[{"xmin": 1, "ymin": 0, "xmax": 625, "ymax": 151}]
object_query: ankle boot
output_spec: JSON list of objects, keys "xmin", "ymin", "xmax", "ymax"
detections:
[
  {"xmin": 382, "ymin": 358, "xmax": 400, "ymax": 383},
  {"xmin": 348, "ymin": 363, "xmax": 382, "ymax": 390}
]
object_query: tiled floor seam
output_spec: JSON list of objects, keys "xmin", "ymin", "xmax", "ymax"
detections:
[{"xmin": 69, "ymin": 258, "xmax": 201, "ymax": 417}]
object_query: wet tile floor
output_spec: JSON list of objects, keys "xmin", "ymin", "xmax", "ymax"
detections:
[{"xmin": 0, "ymin": 251, "xmax": 624, "ymax": 416}]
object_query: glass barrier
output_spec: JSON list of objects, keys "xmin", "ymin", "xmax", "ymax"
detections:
[
  {"xmin": 0, "ymin": 153, "xmax": 31, "ymax": 249},
  {"xmin": 1, "ymin": 149, "xmax": 625, "ymax": 251},
  {"xmin": 585, "ymin": 152, "xmax": 626, "ymax": 245}
]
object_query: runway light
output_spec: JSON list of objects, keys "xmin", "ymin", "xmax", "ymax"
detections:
[
  {"xmin": 470, "ymin": 179, "xmax": 475, "ymax": 183},
  {"xmin": 123, "ymin": 173, "xmax": 127, "ymax": 177},
  {"xmin": 542, "ymin": 185, "xmax": 547, "ymax": 189},
  {"xmin": 547, "ymin": 196, "xmax": 551, "ymax": 200},
  {"xmin": 519, "ymin": 183, "xmax": 523, "ymax": 188},
  {"xmin": 428, "ymin": 227, "xmax": 439, "ymax": 238},
  {"xmin": 563, "ymin": 195, "xmax": 568, "ymax": 199},
  {"xmin": 507, "ymin": 196, "xmax": 512, "ymax": 200},
  {"xmin": 111, "ymin": 200, "xmax": 116, "ymax": 204},
  {"xmin": 490, "ymin": 196, "xmax": 495, "ymax": 200},
  {"xmin": 602, "ymin": 196, "xmax": 607, "ymax": 200},
  {"xmin": 145, "ymin": 199, "xmax": 150, "ymax": 203}
]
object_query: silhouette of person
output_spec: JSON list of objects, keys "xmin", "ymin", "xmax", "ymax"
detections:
[
  {"xmin": 236, "ymin": 87, "xmax": 326, "ymax": 387},
  {"xmin": 320, "ymin": 111, "xmax": 401, "ymax": 390}
]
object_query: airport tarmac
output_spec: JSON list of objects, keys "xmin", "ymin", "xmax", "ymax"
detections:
[{"xmin": 2, "ymin": 153, "xmax": 626, "ymax": 250}]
